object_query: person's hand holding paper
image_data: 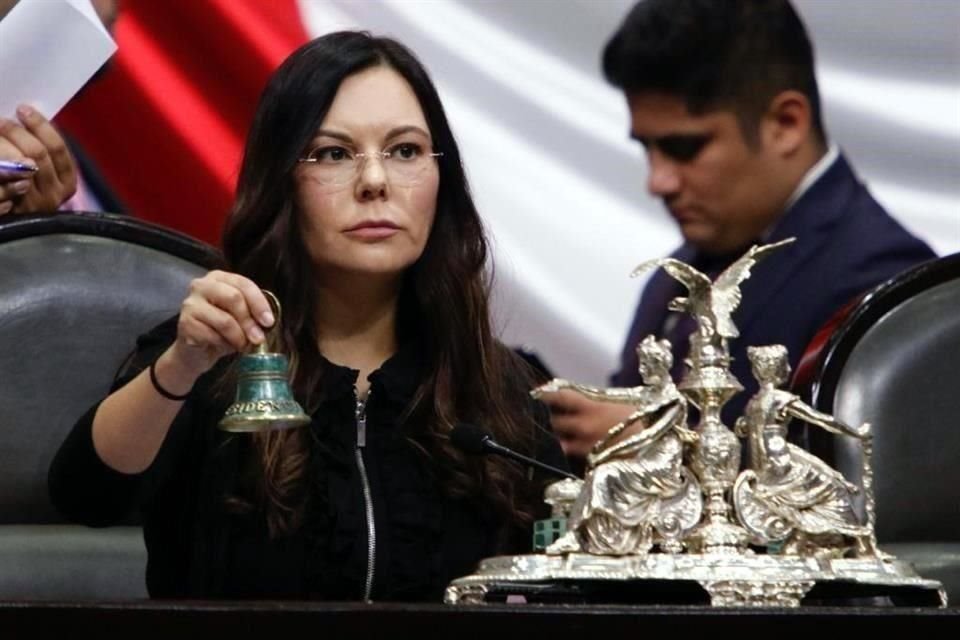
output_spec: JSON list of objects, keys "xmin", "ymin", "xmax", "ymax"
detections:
[
  {"xmin": 0, "ymin": 106, "xmax": 77, "ymax": 214},
  {"xmin": 0, "ymin": 0, "xmax": 116, "ymax": 214}
]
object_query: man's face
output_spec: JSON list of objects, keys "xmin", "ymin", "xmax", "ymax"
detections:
[{"xmin": 627, "ymin": 92, "xmax": 784, "ymax": 255}]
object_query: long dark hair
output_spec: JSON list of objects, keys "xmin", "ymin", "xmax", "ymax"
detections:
[{"xmin": 221, "ymin": 32, "xmax": 541, "ymax": 537}]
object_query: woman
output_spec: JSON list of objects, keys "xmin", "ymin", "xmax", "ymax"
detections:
[{"xmin": 49, "ymin": 32, "xmax": 565, "ymax": 601}]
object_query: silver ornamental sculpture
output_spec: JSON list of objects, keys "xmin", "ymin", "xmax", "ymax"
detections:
[{"xmin": 445, "ymin": 237, "xmax": 946, "ymax": 608}]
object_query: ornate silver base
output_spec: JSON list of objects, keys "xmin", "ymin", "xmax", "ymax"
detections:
[{"xmin": 444, "ymin": 553, "xmax": 947, "ymax": 608}]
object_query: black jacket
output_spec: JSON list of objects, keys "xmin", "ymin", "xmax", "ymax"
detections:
[{"xmin": 49, "ymin": 318, "xmax": 566, "ymax": 601}]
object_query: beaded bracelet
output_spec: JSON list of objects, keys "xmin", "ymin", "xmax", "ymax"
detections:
[{"xmin": 149, "ymin": 359, "xmax": 190, "ymax": 401}]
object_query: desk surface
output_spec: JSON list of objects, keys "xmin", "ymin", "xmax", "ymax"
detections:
[{"xmin": 0, "ymin": 601, "xmax": 956, "ymax": 637}]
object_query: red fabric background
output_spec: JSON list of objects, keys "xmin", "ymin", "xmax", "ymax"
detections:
[{"xmin": 56, "ymin": 0, "xmax": 308, "ymax": 245}]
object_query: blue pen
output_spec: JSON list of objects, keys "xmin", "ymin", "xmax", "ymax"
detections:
[{"xmin": 0, "ymin": 160, "xmax": 38, "ymax": 174}]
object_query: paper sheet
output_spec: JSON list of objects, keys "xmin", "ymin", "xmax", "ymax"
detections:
[{"xmin": 0, "ymin": 0, "xmax": 117, "ymax": 119}]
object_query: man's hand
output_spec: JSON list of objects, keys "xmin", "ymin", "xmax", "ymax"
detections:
[
  {"xmin": 0, "ymin": 105, "xmax": 78, "ymax": 214},
  {"xmin": 530, "ymin": 378, "xmax": 571, "ymax": 398},
  {"xmin": 536, "ymin": 389, "xmax": 636, "ymax": 458}
]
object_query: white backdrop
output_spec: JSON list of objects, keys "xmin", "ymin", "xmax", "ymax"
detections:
[{"xmin": 299, "ymin": 0, "xmax": 960, "ymax": 383}]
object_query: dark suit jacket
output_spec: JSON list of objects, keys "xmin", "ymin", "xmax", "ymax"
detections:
[{"xmin": 612, "ymin": 153, "xmax": 936, "ymax": 425}]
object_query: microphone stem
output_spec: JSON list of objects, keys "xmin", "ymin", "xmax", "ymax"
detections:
[{"xmin": 485, "ymin": 440, "xmax": 578, "ymax": 480}]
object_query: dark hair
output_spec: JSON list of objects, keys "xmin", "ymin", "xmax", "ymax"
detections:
[
  {"xmin": 602, "ymin": 0, "xmax": 825, "ymax": 143},
  {"xmin": 221, "ymin": 32, "xmax": 541, "ymax": 536}
]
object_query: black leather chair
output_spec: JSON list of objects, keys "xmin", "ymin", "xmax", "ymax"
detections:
[
  {"xmin": 801, "ymin": 252, "xmax": 960, "ymax": 600},
  {"xmin": 0, "ymin": 212, "xmax": 220, "ymax": 600}
]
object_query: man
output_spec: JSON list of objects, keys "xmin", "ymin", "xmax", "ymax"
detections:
[{"xmin": 540, "ymin": 0, "xmax": 936, "ymax": 459}]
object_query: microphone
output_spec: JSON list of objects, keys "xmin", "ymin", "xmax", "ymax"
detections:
[{"xmin": 451, "ymin": 423, "xmax": 578, "ymax": 481}]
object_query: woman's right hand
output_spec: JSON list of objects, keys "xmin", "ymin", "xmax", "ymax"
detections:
[
  {"xmin": 167, "ymin": 270, "xmax": 276, "ymax": 382},
  {"xmin": 87, "ymin": 270, "xmax": 276, "ymax": 474}
]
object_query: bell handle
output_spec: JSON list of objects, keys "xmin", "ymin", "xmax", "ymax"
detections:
[{"xmin": 255, "ymin": 289, "xmax": 282, "ymax": 354}]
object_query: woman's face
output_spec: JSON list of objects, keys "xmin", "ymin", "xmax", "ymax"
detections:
[{"xmin": 295, "ymin": 65, "xmax": 440, "ymax": 282}]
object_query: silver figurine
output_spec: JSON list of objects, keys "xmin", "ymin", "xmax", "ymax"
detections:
[
  {"xmin": 446, "ymin": 238, "xmax": 945, "ymax": 607},
  {"xmin": 732, "ymin": 344, "xmax": 880, "ymax": 558},
  {"xmin": 532, "ymin": 336, "xmax": 701, "ymax": 556}
]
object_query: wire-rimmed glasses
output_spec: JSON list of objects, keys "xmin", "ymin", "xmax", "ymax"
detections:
[{"xmin": 297, "ymin": 142, "xmax": 442, "ymax": 187}]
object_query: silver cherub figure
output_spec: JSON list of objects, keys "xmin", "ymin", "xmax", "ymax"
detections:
[
  {"xmin": 732, "ymin": 344, "xmax": 880, "ymax": 558},
  {"xmin": 532, "ymin": 336, "xmax": 701, "ymax": 555}
]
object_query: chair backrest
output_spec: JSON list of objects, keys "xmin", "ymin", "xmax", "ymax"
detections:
[
  {"xmin": 807, "ymin": 253, "xmax": 960, "ymax": 543},
  {"xmin": 0, "ymin": 212, "xmax": 220, "ymax": 524}
]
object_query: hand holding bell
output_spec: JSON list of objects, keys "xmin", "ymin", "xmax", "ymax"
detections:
[{"xmin": 218, "ymin": 290, "xmax": 310, "ymax": 433}]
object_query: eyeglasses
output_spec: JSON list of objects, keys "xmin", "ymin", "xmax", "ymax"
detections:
[{"xmin": 297, "ymin": 142, "xmax": 443, "ymax": 187}]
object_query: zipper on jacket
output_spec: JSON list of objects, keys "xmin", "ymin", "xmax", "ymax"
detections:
[{"xmin": 355, "ymin": 390, "xmax": 376, "ymax": 601}]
